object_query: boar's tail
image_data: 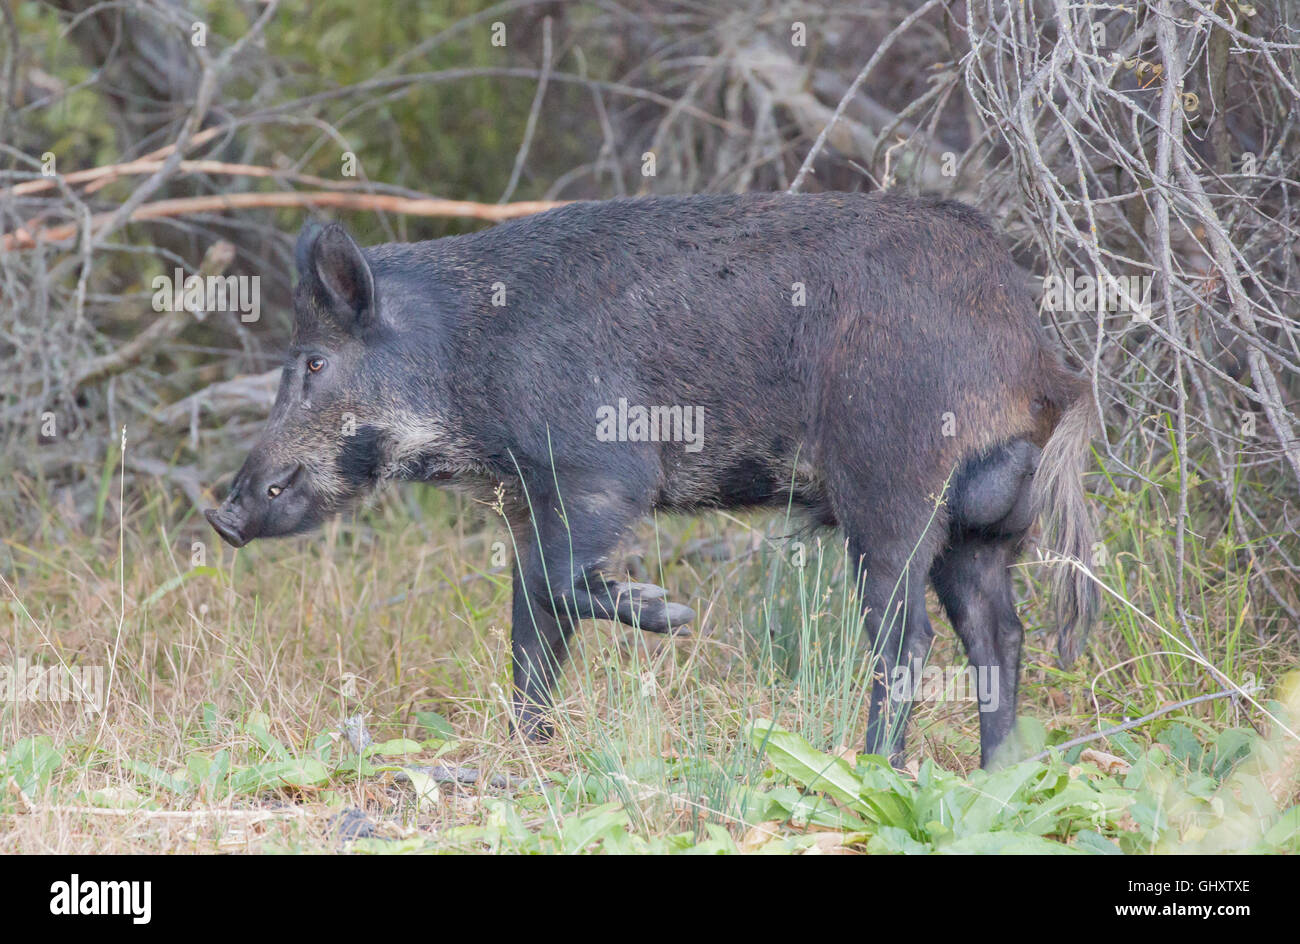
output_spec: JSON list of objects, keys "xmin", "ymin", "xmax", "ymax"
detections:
[{"xmin": 1031, "ymin": 374, "xmax": 1100, "ymax": 668}]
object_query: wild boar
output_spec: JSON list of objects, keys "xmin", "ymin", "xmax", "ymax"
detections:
[{"xmin": 205, "ymin": 192, "xmax": 1097, "ymax": 767}]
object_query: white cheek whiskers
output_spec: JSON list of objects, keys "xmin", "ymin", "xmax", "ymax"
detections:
[{"xmin": 300, "ymin": 461, "xmax": 346, "ymax": 503}]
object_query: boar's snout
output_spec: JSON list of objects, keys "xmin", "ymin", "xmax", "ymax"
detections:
[
  {"xmin": 205, "ymin": 506, "xmax": 247, "ymax": 548},
  {"xmin": 205, "ymin": 461, "xmax": 306, "ymax": 548}
]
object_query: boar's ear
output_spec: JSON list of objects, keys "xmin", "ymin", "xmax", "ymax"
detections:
[
  {"xmin": 295, "ymin": 222, "xmax": 377, "ymax": 332},
  {"xmin": 294, "ymin": 221, "xmax": 323, "ymax": 281}
]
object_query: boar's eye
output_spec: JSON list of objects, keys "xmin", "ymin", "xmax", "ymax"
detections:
[
  {"xmin": 267, "ymin": 484, "xmax": 283, "ymax": 498},
  {"xmin": 306, "ymin": 356, "xmax": 326, "ymax": 373}
]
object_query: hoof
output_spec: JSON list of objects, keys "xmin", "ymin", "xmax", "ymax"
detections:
[{"xmin": 610, "ymin": 581, "xmax": 695, "ymax": 635}]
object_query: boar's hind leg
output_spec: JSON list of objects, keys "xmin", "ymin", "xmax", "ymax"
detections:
[
  {"xmin": 931, "ymin": 439, "xmax": 1038, "ymax": 767},
  {"xmin": 849, "ymin": 538, "xmax": 937, "ymax": 767},
  {"xmin": 930, "ymin": 534, "xmax": 1023, "ymax": 769}
]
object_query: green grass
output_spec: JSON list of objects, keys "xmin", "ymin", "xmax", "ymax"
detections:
[{"xmin": 1, "ymin": 454, "xmax": 1297, "ymax": 853}]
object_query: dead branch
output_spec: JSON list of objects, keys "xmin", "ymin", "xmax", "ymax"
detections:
[{"xmin": 5, "ymin": 192, "xmax": 568, "ymax": 250}]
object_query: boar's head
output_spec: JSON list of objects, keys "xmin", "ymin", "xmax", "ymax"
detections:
[{"xmin": 205, "ymin": 222, "xmax": 438, "ymax": 548}]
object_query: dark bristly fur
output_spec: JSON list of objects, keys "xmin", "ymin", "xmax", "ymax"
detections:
[{"xmin": 206, "ymin": 192, "xmax": 1098, "ymax": 768}]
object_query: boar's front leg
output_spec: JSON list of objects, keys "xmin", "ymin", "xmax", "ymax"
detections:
[
  {"xmin": 510, "ymin": 546, "xmax": 574, "ymax": 741},
  {"xmin": 603, "ymin": 581, "xmax": 695, "ymax": 634},
  {"xmin": 509, "ymin": 487, "xmax": 693, "ymax": 740}
]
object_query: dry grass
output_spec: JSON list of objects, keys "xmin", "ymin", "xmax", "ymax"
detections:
[{"xmin": 1, "ymin": 462, "xmax": 1296, "ymax": 853}]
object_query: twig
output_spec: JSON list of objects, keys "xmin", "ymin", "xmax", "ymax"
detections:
[
  {"xmin": 86, "ymin": 1, "xmax": 283, "ymax": 253},
  {"xmin": 499, "ymin": 17, "xmax": 552, "ymax": 204},
  {"xmin": 149, "ymin": 368, "xmax": 281, "ymax": 427},
  {"xmin": 14, "ymin": 805, "xmax": 313, "ymax": 820},
  {"xmin": 788, "ymin": 0, "xmax": 942, "ymax": 194},
  {"xmin": 1027, "ymin": 690, "xmax": 1237, "ymax": 763},
  {"xmin": 3, "ymin": 158, "xmax": 402, "ymax": 199},
  {"xmin": 4, "ymin": 192, "xmax": 568, "ymax": 250},
  {"xmin": 396, "ymin": 765, "xmax": 517, "ymax": 791}
]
